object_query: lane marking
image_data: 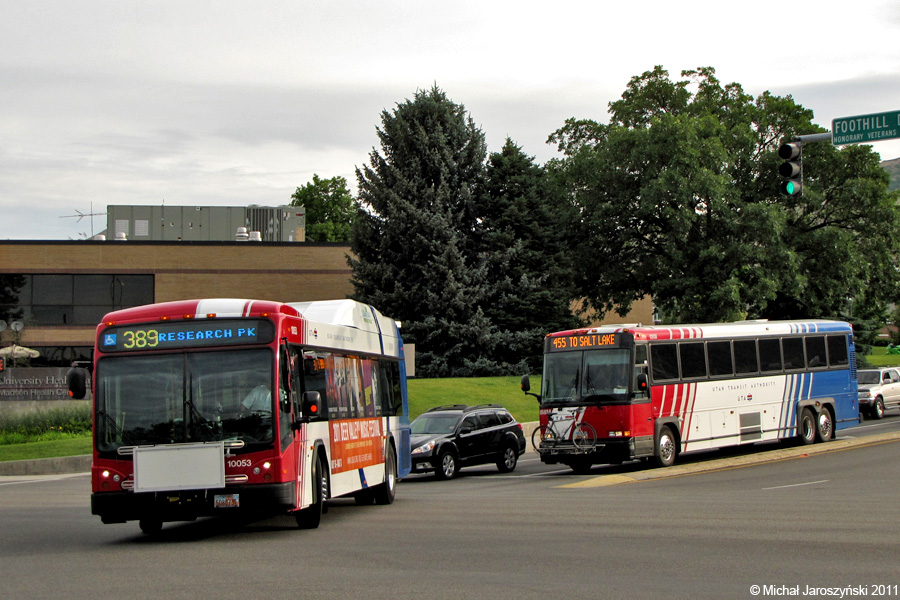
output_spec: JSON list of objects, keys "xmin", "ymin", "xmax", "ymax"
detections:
[{"xmin": 762, "ymin": 479, "xmax": 829, "ymax": 490}]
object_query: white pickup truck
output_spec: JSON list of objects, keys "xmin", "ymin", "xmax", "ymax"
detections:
[{"xmin": 857, "ymin": 368, "xmax": 900, "ymax": 419}]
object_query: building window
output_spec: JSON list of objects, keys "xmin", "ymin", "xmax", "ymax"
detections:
[{"xmin": 0, "ymin": 274, "xmax": 154, "ymax": 326}]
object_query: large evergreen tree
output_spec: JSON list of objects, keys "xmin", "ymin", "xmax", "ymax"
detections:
[
  {"xmin": 479, "ymin": 139, "xmax": 581, "ymax": 372},
  {"xmin": 349, "ymin": 86, "xmax": 497, "ymax": 377},
  {"xmin": 550, "ymin": 66, "xmax": 900, "ymax": 324}
]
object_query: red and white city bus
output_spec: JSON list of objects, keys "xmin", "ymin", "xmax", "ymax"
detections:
[
  {"xmin": 522, "ymin": 320, "xmax": 858, "ymax": 473},
  {"xmin": 68, "ymin": 298, "xmax": 411, "ymax": 534}
]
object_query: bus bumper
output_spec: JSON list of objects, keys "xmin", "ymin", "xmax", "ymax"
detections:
[
  {"xmin": 536, "ymin": 437, "xmax": 642, "ymax": 466},
  {"xmin": 91, "ymin": 482, "xmax": 295, "ymax": 524}
]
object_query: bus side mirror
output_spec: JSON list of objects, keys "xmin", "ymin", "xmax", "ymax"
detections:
[
  {"xmin": 67, "ymin": 367, "xmax": 87, "ymax": 400},
  {"xmin": 521, "ymin": 374, "xmax": 542, "ymax": 403},
  {"xmin": 301, "ymin": 391, "xmax": 322, "ymax": 422},
  {"xmin": 636, "ymin": 373, "xmax": 648, "ymax": 394}
]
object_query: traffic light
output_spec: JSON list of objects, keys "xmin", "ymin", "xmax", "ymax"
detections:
[{"xmin": 778, "ymin": 142, "xmax": 802, "ymax": 196}]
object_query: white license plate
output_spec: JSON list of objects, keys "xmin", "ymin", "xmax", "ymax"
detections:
[{"xmin": 214, "ymin": 494, "xmax": 240, "ymax": 508}]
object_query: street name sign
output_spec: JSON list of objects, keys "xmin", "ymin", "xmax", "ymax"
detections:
[{"xmin": 832, "ymin": 110, "xmax": 900, "ymax": 145}]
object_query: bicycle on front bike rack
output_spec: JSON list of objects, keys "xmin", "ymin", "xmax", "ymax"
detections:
[{"xmin": 531, "ymin": 411, "xmax": 597, "ymax": 454}]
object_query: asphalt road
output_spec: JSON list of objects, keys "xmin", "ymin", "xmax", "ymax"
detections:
[{"xmin": 2, "ymin": 416, "xmax": 900, "ymax": 600}]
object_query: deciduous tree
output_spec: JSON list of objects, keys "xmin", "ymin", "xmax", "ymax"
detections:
[{"xmin": 550, "ymin": 66, "xmax": 900, "ymax": 324}]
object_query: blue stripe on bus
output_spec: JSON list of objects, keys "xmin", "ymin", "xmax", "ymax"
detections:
[{"xmin": 359, "ymin": 468, "xmax": 368, "ymax": 489}]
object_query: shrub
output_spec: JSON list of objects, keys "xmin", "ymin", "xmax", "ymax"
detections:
[{"xmin": 0, "ymin": 405, "xmax": 91, "ymax": 445}]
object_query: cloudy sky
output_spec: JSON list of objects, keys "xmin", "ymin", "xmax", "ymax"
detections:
[{"xmin": 3, "ymin": 0, "xmax": 900, "ymax": 240}]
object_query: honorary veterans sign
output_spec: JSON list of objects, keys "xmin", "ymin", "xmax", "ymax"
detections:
[{"xmin": 832, "ymin": 110, "xmax": 900, "ymax": 145}]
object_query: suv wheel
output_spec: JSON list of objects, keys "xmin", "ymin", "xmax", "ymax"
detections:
[
  {"xmin": 435, "ymin": 449, "xmax": 458, "ymax": 480},
  {"xmin": 873, "ymin": 397, "xmax": 885, "ymax": 420},
  {"xmin": 496, "ymin": 445, "xmax": 518, "ymax": 473}
]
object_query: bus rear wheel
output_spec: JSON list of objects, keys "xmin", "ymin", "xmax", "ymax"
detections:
[
  {"xmin": 798, "ymin": 408, "xmax": 816, "ymax": 446},
  {"xmin": 816, "ymin": 407, "xmax": 833, "ymax": 442}
]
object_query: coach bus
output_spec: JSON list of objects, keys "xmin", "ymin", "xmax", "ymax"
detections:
[
  {"xmin": 68, "ymin": 298, "xmax": 411, "ymax": 534},
  {"xmin": 522, "ymin": 320, "xmax": 858, "ymax": 473}
]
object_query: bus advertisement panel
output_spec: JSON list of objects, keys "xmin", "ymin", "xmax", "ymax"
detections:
[
  {"xmin": 68, "ymin": 298, "xmax": 410, "ymax": 534},
  {"xmin": 523, "ymin": 320, "xmax": 858, "ymax": 473}
]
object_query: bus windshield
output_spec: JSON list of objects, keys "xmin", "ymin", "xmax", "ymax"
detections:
[
  {"xmin": 542, "ymin": 348, "xmax": 632, "ymax": 404},
  {"xmin": 95, "ymin": 348, "xmax": 275, "ymax": 453}
]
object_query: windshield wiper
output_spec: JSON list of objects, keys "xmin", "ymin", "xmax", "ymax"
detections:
[
  {"xmin": 98, "ymin": 408, "xmax": 134, "ymax": 446},
  {"xmin": 185, "ymin": 374, "xmax": 220, "ymax": 441}
]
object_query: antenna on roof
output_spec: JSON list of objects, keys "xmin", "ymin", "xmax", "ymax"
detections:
[{"xmin": 60, "ymin": 202, "xmax": 106, "ymax": 238}]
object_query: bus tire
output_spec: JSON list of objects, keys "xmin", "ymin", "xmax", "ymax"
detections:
[
  {"xmin": 798, "ymin": 408, "xmax": 816, "ymax": 446},
  {"xmin": 568, "ymin": 458, "xmax": 593, "ymax": 474},
  {"xmin": 139, "ymin": 518, "xmax": 162, "ymax": 535},
  {"xmin": 296, "ymin": 453, "xmax": 326, "ymax": 529},
  {"xmin": 373, "ymin": 446, "xmax": 397, "ymax": 505},
  {"xmin": 816, "ymin": 407, "xmax": 834, "ymax": 442},
  {"xmin": 655, "ymin": 425, "xmax": 677, "ymax": 468}
]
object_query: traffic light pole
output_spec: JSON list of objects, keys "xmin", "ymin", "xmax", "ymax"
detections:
[{"xmin": 793, "ymin": 132, "xmax": 832, "ymax": 143}]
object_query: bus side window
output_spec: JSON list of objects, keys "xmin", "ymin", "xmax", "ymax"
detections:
[
  {"xmin": 826, "ymin": 335, "xmax": 849, "ymax": 367},
  {"xmin": 782, "ymin": 337, "xmax": 804, "ymax": 371},
  {"xmin": 303, "ymin": 351, "xmax": 332, "ymax": 420},
  {"xmin": 360, "ymin": 359, "xmax": 377, "ymax": 417},
  {"xmin": 734, "ymin": 339, "xmax": 759, "ymax": 374},
  {"xmin": 378, "ymin": 360, "xmax": 402, "ymax": 416},
  {"xmin": 707, "ymin": 340, "xmax": 733, "ymax": 377},
  {"xmin": 805, "ymin": 336, "xmax": 827, "ymax": 369},
  {"xmin": 650, "ymin": 344, "xmax": 679, "ymax": 381},
  {"xmin": 759, "ymin": 338, "xmax": 782, "ymax": 373}
]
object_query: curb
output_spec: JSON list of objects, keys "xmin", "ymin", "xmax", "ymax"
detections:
[
  {"xmin": 557, "ymin": 429, "xmax": 900, "ymax": 488},
  {"xmin": 0, "ymin": 454, "xmax": 92, "ymax": 476}
]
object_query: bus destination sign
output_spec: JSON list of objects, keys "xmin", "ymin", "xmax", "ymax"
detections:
[
  {"xmin": 99, "ymin": 319, "xmax": 275, "ymax": 353},
  {"xmin": 545, "ymin": 332, "xmax": 625, "ymax": 353}
]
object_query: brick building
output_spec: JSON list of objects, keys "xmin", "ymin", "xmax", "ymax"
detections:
[{"xmin": 0, "ymin": 240, "xmax": 353, "ymax": 366}]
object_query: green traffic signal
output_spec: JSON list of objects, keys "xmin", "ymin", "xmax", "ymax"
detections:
[
  {"xmin": 780, "ymin": 180, "xmax": 801, "ymax": 195},
  {"xmin": 777, "ymin": 142, "xmax": 802, "ymax": 196}
]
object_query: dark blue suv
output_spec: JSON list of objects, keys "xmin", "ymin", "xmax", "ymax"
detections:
[{"xmin": 410, "ymin": 404, "xmax": 527, "ymax": 479}]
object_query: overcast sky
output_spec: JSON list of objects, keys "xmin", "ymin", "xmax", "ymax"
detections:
[{"xmin": 3, "ymin": 0, "xmax": 900, "ymax": 240}]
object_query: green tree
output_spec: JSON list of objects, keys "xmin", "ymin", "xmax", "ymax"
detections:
[
  {"xmin": 550, "ymin": 66, "xmax": 900, "ymax": 324},
  {"xmin": 350, "ymin": 86, "xmax": 498, "ymax": 377},
  {"xmin": 290, "ymin": 174, "xmax": 354, "ymax": 242},
  {"xmin": 479, "ymin": 139, "xmax": 581, "ymax": 372}
]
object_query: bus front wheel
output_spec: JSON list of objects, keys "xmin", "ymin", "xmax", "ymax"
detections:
[
  {"xmin": 655, "ymin": 426, "xmax": 677, "ymax": 468},
  {"xmin": 373, "ymin": 446, "xmax": 397, "ymax": 505},
  {"xmin": 296, "ymin": 453, "xmax": 326, "ymax": 529},
  {"xmin": 139, "ymin": 518, "xmax": 162, "ymax": 535}
]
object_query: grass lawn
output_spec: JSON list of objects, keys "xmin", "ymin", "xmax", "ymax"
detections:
[
  {"xmin": 407, "ymin": 375, "xmax": 540, "ymax": 422},
  {"xmin": 0, "ymin": 436, "xmax": 92, "ymax": 463},
  {"xmin": 863, "ymin": 346, "xmax": 900, "ymax": 367},
  {"xmin": 0, "ymin": 376, "xmax": 539, "ymax": 463}
]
